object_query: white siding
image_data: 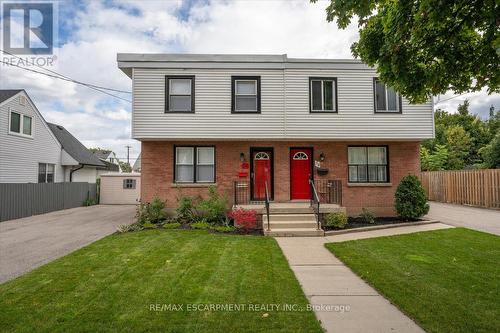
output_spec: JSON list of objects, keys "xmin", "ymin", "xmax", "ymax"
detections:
[
  {"xmin": 100, "ymin": 174, "xmax": 141, "ymax": 204},
  {"xmin": 131, "ymin": 66, "xmax": 433, "ymax": 140},
  {"xmin": 0, "ymin": 93, "xmax": 64, "ymax": 183}
]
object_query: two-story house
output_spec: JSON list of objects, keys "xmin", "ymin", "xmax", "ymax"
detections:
[{"xmin": 118, "ymin": 54, "xmax": 433, "ymax": 233}]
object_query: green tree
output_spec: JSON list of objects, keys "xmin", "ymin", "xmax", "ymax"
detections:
[
  {"xmin": 445, "ymin": 125, "xmax": 471, "ymax": 170},
  {"xmin": 479, "ymin": 132, "xmax": 500, "ymax": 168},
  {"xmin": 421, "ymin": 144, "xmax": 448, "ymax": 171},
  {"xmin": 119, "ymin": 161, "xmax": 132, "ymax": 172},
  {"xmin": 315, "ymin": 0, "xmax": 500, "ymax": 103}
]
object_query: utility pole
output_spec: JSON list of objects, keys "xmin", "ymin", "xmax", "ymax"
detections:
[{"xmin": 125, "ymin": 145, "xmax": 131, "ymax": 164}]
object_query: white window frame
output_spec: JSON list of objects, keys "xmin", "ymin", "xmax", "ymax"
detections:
[
  {"xmin": 310, "ymin": 78, "xmax": 337, "ymax": 112},
  {"xmin": 8, "ymin": 109, "xmax": 33, "ymax": 138},
  {"xmin": 196, "ymin": 147, "xmax": 215, "ymax": 183},
  {"xmin": 38, "ymin": 163, "xmax": 56, "ymax": 183},
  {"xmin": 234, "ymin": 79, "xmax": 258, "ymax": 112},
  {"xmin": 374, "ymin": 79, "xmax": 400, "ymax": 113}
]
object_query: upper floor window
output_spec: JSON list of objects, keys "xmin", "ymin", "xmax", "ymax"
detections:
[
  {"xmin": 348, "ymin": 146, "xmax": 388, "ymax": 183},
  {"xmin": 165, "ymin": 76, "xmax": 195, "ymax": 112},
  {"xmin": 38, "ymin": 163, "xmax": 55, "ymax": 183},
  {"xmin": 175, "ymin": 146, "xmax": 215, "ymax": 183},
  {"xmin": 231, "ymin": 76, "xmax": 261, "ymax": 113},
  {"xmin": 10, "ymin": 111, "xmax": 32, "ymax": 137},
  {"xmin": 374, "ymin": 79, "xmax": 401, "ymax": 113},
  {"xmin": 310, "ymin": 77, "xmax": 337, "ymax": 113}
]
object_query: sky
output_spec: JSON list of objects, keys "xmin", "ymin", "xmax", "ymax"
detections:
[{"xmin": 0, "ymin": 0, "xmax": 498, "ymax": 164}]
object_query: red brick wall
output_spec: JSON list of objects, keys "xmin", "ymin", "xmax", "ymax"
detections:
[{"xmin": 141, "ymin": 140, "xmax": 420, "ymax": 216}]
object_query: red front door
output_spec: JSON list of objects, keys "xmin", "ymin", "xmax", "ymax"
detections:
[
  {"xmin": 251, "ymin": 149, "xmax": 272, "ymax": 201},
  {"xmin": 290, "ymin": 148, "xmax": 312, "ymax": 200}
]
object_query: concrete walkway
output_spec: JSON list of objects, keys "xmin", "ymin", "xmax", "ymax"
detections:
[
  {"xmin": 0, "ymin": 205, "xmax": 136, "ymax": 284},
  {"xmin": 426, "ymin": 202, "xmax": 500, "ymax": 236},
  {"xmin": 276, "ymin": 222, "xmax": 453, "ymax": 333}
]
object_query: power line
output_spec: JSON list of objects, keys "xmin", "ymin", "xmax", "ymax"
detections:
[
  {"xmin": 435, "ymin": 93, "xmax": 469, "ymax": 104},
  {"xmin": 1, "ymin": 49, "xmax": 132, "ymax": 94}
]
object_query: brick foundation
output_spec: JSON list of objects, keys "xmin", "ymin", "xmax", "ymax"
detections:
[{"xmin": 141, "ymin": 140, "xmax": 420, "ymax": 216}]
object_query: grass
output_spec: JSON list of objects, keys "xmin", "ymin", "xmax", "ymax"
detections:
[
  {"xmin": 325, "ymin": 228, "xmax": 500, "ymax": 333},
  {"xmin": 0, "ymin": 230, "xmax": 322, "ymax": 333}
]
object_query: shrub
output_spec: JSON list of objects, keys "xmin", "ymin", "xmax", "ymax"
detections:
[
  {"xmin": 211, "ymin": 225, "xmax": 236, "ymax": 233},
  {"xmin": 142, "ymin": 222, "xmax": 157, "ymax": 229},
  {"xmin": 325, "ymin": 212, "xmax": 348, "ymax": 229},
  {"xmin": 83, "ymin": 198, "xmax": 97, "ymax": 206},
  {"xmin": 191, "ymin": 221, "xmax": 211, "ymax": 230},
  {"xmin": 136, "ymin": 196, "xmax": 167, "ymax": 225},
  {"xmin": 117, "ymin": 223, "xmax": 142, "ymax": 233},
  {"xmin": 162, "ymin": 222, "xmax": 181, "ymax": 229},
  {"xmin": 176, "ymin": 196, "xmax": 198, "ymax": 223},
  {"xmin": 228, "ymin": 208, "xmax": 258, "ymax": 233},
  {"xmin": 197, "ymin": 186, "xmax": 228, "ymax": 224},
  {"xmin": 395, "ymin": 175, "xmax": 430, "ymax": 220},
  {"xmin": 358, "ymin": 208, "xmax": 375, "ymax": 224}
]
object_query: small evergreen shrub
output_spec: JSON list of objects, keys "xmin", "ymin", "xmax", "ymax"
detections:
[
  {"xmin": 358, "ymin": 208, "xmax": 375, "ymax": 224},
  {"xmin": 136, "ymin": 197, "xmax": 167, "ymax": 225},
  {"xmin": 197, "ymin": 186, "xmax": 228, "ymax": 224},
  {"xmin": 395, "ymin": 175, "xmax": 430, "ymax": 220},
  {"xmin": 176, "ymin": 196, "xmax": 197, "ymax": 223},
  {"xmin": 117, "ymin": 223, "xmax": 142, "ymax": 233},
  {"xmin": 162, "ymin": 222, "xmax": 181, "ymax": 229},
  {"xmin": 325, "ymin": 212, "xmax": 348, "ymax": 229},
  {"xmin": 228, "ymin": 208, "xmax": 258, "ymax": 233},
  {"xmin": 191, "ymin": 221, "xmax": 211, "ymax": 230}
]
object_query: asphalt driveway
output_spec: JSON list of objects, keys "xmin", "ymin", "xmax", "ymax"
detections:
[
  {"xmin": 426, "ymin": 202, "xmax": 500, "ymax": 236},
  {"xmin": 0, "ymin": 205, "xmax": 136, "ymax": 284}
]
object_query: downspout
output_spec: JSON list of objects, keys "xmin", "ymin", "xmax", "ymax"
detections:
[{"xmin": 70, "ymin": 165, "xmax": 84, "ymax": 182}]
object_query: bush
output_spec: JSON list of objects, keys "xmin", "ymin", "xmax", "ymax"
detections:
[
  {"xmin": 228, "ymin": 208, "xmax": 258, "ymax": 233},
  {"xmin": 325, "ymin": 212, "xmax": 348, "ymax": 229},
  {"xmin": 136, "ymin": 197, "xmax": 167, "ymax": 225},
  {"xmin": 358, "ymin": 208, "xmax": 375, "ymax": 224},
  {"xmin": 116, "ymin": 223, "xmax": 142, "ymax": 233},
  {"xmin": 191, "ymin": 221, "xmax": 211, "ymax": 230},
  {"xmin": 395, "ymin": 175, "xmax": 430, "ymax": 220},
  {"xmin": 142, "ymin": 222, "xmax": 157, "ymax": 229},
  {"xmin": 83, "ymin": 198, "xmax": 97, "ymax": 206},
  {"xmin": 176, "ymin": 196, "xmax": 197, "ymax": 223},
  {"xmin": 197, "ymin": 186, "xmax": 228, "ymax": 224},
  {"xmin": 162, "ymin": 222, "xmax": 181, "ymax": 229},
  {"xmin": 211, "ymin": 225, "xmax": 236, "ymax": 233}
]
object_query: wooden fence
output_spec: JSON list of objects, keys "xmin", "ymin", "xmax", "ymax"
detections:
[
  {"xmin": 0, "ymin": 182, "xmax": 97, "ymax": 222},
  {"xmin": 420, "ymin": 169, "xmax": 500, "ymax": 209}
]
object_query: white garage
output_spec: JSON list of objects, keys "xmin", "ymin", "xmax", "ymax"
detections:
[{"xmin": 100, "ymin": 173, "xmax": 141, "ymax": 205}]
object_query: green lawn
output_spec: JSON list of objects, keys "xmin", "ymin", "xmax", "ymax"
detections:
[
  {"xmin": 325, "ymin": 228, "xmax": 500, "ymax": 333},
  {"xmin": 0, "ymin": 230, "xmax": 322, "ymax": 333}
]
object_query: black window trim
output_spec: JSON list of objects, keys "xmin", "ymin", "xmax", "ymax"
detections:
[
  {"xmin": 231, "ymin": 76, "xmax": 261, "ymax": 114},
  {"xmin": 173, "ymin": 145, "xmax": 216, "ymax": 183},
  {"xmin": 373, "ymin": 78, "xmax": 403, "ymax": 114},
  {"xmin": 347, "ymin": 145, "xmax": 390, "ymax": 183},
  {"xmin": 165, "ymin": 75, "xmax": 195, "ymax": 113},
  {"xmin": 309, "ymin": 77, "xmax": 338, "ymax": 113},
  {"xmin": 123, "ymin": 178, "xmax": 136, "ymax": 189}
]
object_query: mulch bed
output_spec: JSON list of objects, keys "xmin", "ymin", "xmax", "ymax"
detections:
[{"xmin": 323, "ymin": 217, "xmax": 423, "ymax": 231}]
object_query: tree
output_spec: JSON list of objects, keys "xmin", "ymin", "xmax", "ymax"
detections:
[
  {"xmin": 421, "ymin": 144, "xmax": 448, "ymax": 171},
  {"xmin": 445, "ymin": 125, "xmax": 471, "ymax": 169},
  {"xmin": 119, "ymin": 161, "xmax": 132, "ymax": 172},
  {"xmin": 479, "ymin": 132, "xmax": 500, "ymax": 168},
  {"xmin": 315, "ymin": 0, "xmax": 500, "ymax": 103}
]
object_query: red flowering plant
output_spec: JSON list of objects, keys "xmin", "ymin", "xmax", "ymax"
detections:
[{"xmin": 227, "ymin": 208, "xmax": 258, "ymax": 233}]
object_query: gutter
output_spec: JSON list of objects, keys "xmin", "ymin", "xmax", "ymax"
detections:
[{"xmin": 69, "ymin": 165, "xmax": 84, "ymax": 182}]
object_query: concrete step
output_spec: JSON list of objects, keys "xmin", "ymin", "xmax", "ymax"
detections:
[
  {"xmin": 264, "ymin": 228, "xmax": 325, "ymax": 237},
  {"xmin": 269, "ymin": 221, "xmax": 318, "ymax": 229},
  {"xmin": 269, "ymin": 207, "xmax": 314, "ymax": 214},
  {"xmin": 263, "ymin": 213, "xmax": 316, "ymax": 222}
]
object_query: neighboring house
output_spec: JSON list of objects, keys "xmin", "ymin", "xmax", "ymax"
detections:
[
  {"xmin": 92, "ymin": 150, "xmax": 120, "ymax": 172},
  {"xmin": 47, "ymin": 123, "xmax": 112, "ymax": 183},
  {"xmin": 0, "ymin": 90, "xmax": 65, "ymax": 183},
  {"xmin": 117, "ymin": 54, "xmax": 434, "ymax": 218},
  {"xmin": 132, "ymin": 153, "xmax": 141, "ymax": 172}
]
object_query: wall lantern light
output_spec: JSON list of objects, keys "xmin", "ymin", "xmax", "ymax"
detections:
[
  {"xmin": 319, "ymin": 153, "xmax": 325, "ymax": 161},
  {"xmin": 240, "ymin": 153, "xmax": 245, "ymax": 162}
]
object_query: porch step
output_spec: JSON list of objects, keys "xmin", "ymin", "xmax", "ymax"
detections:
[
  {"xmin": 269, "ymin": 206, "xmax": 314, "ymax": 214},
  {"xmin": 263, "ymin": 213, "xmax": 316, "ymax": 222},
  {"xmin": 264, "ymin": 228, "xmax": 325, "ymax": 237}
]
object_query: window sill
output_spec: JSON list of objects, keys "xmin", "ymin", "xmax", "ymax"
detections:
[
  {"xmin": 347, "ymin": 182, "xmax": 392, "ymax": 187},
  {"xmin": 8, "ymin": 131, "xmax": 33, "ymax": 139},
  {"xmin": 171, "ymin": 183, "xmax": 216, "ymax": 188}
]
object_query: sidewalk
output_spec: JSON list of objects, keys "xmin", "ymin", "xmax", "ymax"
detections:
[{"xmin": 276, "ymin": 222, "xmax": 452, "ymax": 333}]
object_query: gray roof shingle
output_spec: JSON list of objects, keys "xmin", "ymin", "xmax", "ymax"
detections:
[
  {"xmin": 0, "ymin": 89, "xmax": 23, "ymax": 104},
  {"xmin": 47, "ymin": 123, "xmax": 105, "ymax": 167}
]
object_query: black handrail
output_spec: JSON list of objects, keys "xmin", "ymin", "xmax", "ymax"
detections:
[
  {"xmin": 264, "ymin": 181, "xmax": 270, "ymax": 231},
  {"xmin": 309, "ymin": 177, "xmax": 321, "ymax": 230}
]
